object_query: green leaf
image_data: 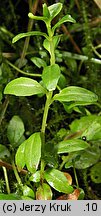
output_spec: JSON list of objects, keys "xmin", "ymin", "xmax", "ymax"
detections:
[
  {"xmin": 43, "ymin": 143, "xmax": 58, "ymax": 168},
  {"xmin": 53, "ymin": 86, "xmax": 98, "ymax": 103},
  {"xmin": 22, "ymin": 185, "xmax": 35, "ymax": 199},
  {"xmin": 52, "ymin": 14, "xmax": 76, "ymax": 33},
  {"xmin": 30, "ymin": 57, "xmax": 47, "ymax": 68},
  {"xmin": 44, "ymin": 168, "xmax": 73, "ymax": 194},
  {"xmin": 70, "ymin": 115, "xmax": 101, "ymax": 141},
  {"xmin": 70, "ymin": 115, "xmax": 97, "ymax": 131},
  {"xmin": 0, "ymin": 144, "xmax": 10, "ymax": 159},
  {"xmin": 82, "ymin": 121, "xmax": 101, "ymax": 141},
  {"xmin": 21, "ymin": 196, "xmax": 33, "ymax": 200},
  {"xmin": 65, "ymin": 145, "xmax": 100, "ymax": 169},
  {"xmin": 7, "ymin": 115, "xmax": 25, "ymax": 147},
  {"xmin": 12, "ymin": 31, "xmax": 48, "ymax": 43},
  {"xmin": 36, "ymin": 183, "xmax": 52, "ymax": 200},
  {"xmin": 29, "ymin": 171, "xmax": 40, "ymax": 183},
  {"xmin": 42, "ymin": 64, "xmax": 60, "ymax": 91},
  {"xmin": 57, "ymin": 128, "xmax": 67, "ymax": 139},
  {"xmin": 63, "ymin": 101, "xmax": 96, "ymax": 112},
  {"xmin": 0, "ymin": 194, "xmax": 21, "ymax": 200},
  {"xmin": 58, "ymin": 74, "xmax": 66, "ymax": 89},
  {"xmin": 43, "ymin": 3, "xmax": 50, "ymax": 18},
  {"xmin": 15, "ymin": 140, "xmax": 26, "ymax": 171},
  {"xmin": 90, "ymin": 162, "xmax": 101, "ymax": 183},
  {"xmin": 48, "ymin": 3, "xmax": 62, "ymax": 21},
  {"xmin": 75, "ymin": 146, "xmax": 100, "ymax": 169},
  {"xmin": 43, "ymin": 36, "xmax": 60, "ymax": 54},
  {"xmin": 78, "ymin": 188, "xmax": 85, "ymax": 200},
  {"xmin": 16, "ymin": 133, "xmax": 41, "ymax": 173},
  {"xmin": 4, "ymin": 77, "xmax": 47, "ymax": 96},
  {"xmin": 17, "ymin": 135, "xmax": 25, "ymax": 147},
  {"xmin": 24, "ymin": 132, "xmax": 41, "ymax": 173},
  {"xmin": 56, "ymin": 139, "xmax": 89, "ymax": 154}
]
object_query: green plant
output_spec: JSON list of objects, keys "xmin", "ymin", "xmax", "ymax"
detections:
[{"xmin": 0, "ymin": 2, "xmax": 100, "ymax": 200}]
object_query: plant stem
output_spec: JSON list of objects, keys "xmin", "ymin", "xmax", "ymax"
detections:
[
  {"xmin": 18, "ymin": 0, "xmax": 39, "ymax": 68},
  {"xmin": 41, "ymin": 25, "xmax": 55, "ymax": 139},
  {"xmin": 50, "ymin": 39, "xmax": 55, "ymax": 65},
  {"xmin": 40, "ymin": 159, "xmax": 45, "ymax": 184},
  {"xmin": 92, "ymin": 45, "xmax": 101, "ymax": 59},
  {"xmin": 59, "ymin": 155, "xmax": 69, "ymax": 171},
  {"xmin": 6, "ymin": 60, "xmax": 41, "ymax": 77},
  {"xmin": 2, "ymin": 167, "xmax": 10, "ymax": 194},
  {"xmin": 12, "ymin": 160, "xmax": 22, "ymax": 185},
  {"xmin": 40, "ymin": 92, "xmax": 53, "ymax": 181},
  {"xmin": 73, "ymin": 163, "xmax": 79, "ymax": 188},
  {"xmin": 62, "ymin": 24, "xmax": 81, "ymax": 54},
  {"xmin": 0, "ymin": 96, "xmax": 9, "ymax": 126},
  {"xmin": 40, "ymin": 27, "xmax": 55, "ymax": 172},
  {"xmin": 41, "ymin": 91, "xmax": 53, "ymax": 146},
  {"xmin": 62, "ymin": 51, "xmax": 101, "ymax": 64},
  {"xmin": 0, "ymin": 159, "xmax": 27, "ymax": 174}
]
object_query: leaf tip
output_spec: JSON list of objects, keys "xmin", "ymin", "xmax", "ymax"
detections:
[
  {"xmin": 12, "ymin": 37, "xmax": 16, "ymax": 44},
  {"xmin": 28, "ymin": 12, "xmax": 34, "ymax": 19},
  {"xmin": 69, "ymin": 15, "xmax": 76, "ymax": 23}
]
